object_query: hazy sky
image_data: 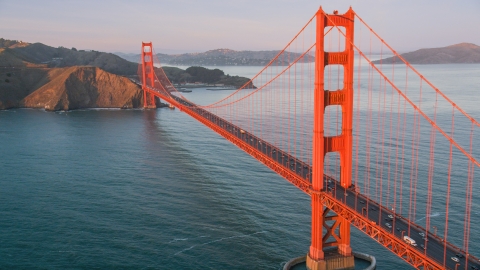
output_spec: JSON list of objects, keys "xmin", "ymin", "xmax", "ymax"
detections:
[{"xmin": 1, "ymin": 0, "xmax": 479, "ymax": 54}]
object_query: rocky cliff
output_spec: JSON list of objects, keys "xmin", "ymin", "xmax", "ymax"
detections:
[
  {"xmin": 0, "ymin": 66, "xmax": 143, "ymax": 111},
  {"xmin": 22, "ymin": 67, "xmax": 143, "ymax": 111}
]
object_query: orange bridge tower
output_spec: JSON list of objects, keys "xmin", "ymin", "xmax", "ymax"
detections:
[
  {"xmin": 308, "ymin": 7, "xmax": 355, "ymax": 270},
  {"xmin": 141, "ymin": 42, "xmax": 157, "ymax": 109}
]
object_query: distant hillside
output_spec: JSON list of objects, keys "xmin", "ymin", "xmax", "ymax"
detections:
[
  {"xmin": 116, "ymin": 48, "xmax": 314, "ymax": 66},
  {"xmin": 1, "ymin": 39, "xmax": 138, "ymax": 75},
  {"xmin": 162, "ymin": 66, "xmax": 254, "ymax": 88},
  {"xmin": 373, "ymin": 43, "xmax": 480, "ymax": 64},
  {"xmin": 0, "ymin": 38, "xmax": 29, "ymax": 49}
]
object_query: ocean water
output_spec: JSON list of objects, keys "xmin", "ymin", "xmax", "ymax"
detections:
[{"xmin": 1, "ymin": 63, "xmax": 479, "ymax": 269}]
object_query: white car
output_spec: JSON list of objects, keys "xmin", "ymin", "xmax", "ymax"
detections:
[
  {"xmin": 388, "ymin": 214, "xmax": 394, "ymax": 219},
  {"xmin": 419, "ymin": 232, "xmax": 425, "ymax": 237},
  {"xmin": 385, "ymin": 223, "xmax": 392, "ymax": 229},
  {"xmin": 451, "ymin": 257, "xmax": 460, "ymax": 263}
]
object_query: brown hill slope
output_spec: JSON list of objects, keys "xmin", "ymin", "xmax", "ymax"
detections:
[
  {"xmin": 0, "ymin": 38, "xmax": 145, "ymax": 110},
  {"xmin": 21, "ymin": 66, "xmax": 143, "ymax": 111},
  {"xmin": 0, "ymin": 67, "xmax": 51, "ymax": 109},
  {"xmin": 373, "ymin": 43, "xmax": 480, "ymax": 64}
]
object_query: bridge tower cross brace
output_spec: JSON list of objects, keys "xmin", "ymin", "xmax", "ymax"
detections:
[
  {"xmin": 141, "ymin": 42, "xmax": 156, "ymax": 108},
  {"xmin": 308, "ymin": 6, "xmax": 355, "ymax": 269}
]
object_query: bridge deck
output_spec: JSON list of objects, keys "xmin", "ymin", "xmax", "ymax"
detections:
[{"xmin": 144, "ymin": 84, "xmax": 479, "ymax": 270}]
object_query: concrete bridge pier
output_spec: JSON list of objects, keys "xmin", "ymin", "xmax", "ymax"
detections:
[
  {"xmin": 306, "ymin": 250, "xmax": 355, "ymax": 270},
  {"xmin": 284, "ymin": 248, "xmax": 376, "ymax": 270}
]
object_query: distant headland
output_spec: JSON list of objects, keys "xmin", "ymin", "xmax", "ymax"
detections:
[
  {"xmin": 115, "ymin": 48, "xmax": 313, "ymax": 66},
  {"xmin": 373, "ymin": 43, "xmax": 480, "ymax": 64}
]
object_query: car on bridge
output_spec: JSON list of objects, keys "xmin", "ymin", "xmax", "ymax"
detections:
[
  {"xmin": 385, "ymin": 223, "xmax": 392, "ymax": 229},
  {"xmin": 403, "ymin": 236, "xmax": 417, "ymax": 246},
  {"xmin": 451, "ymin": 257, "xmax": 460, "ymax": 263}
]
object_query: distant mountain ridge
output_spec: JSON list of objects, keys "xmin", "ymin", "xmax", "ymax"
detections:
[
  {"xmin": 119, "ymin": 43, "xmax": 480, "ymax": 66},
  {"xmin": 373, "ymin": 43, "xmax": 480, "ymax": 64},
  {"xmin": 0, "ymin": 39, "xmax": 138, "ymax": 75},
  {"xmin": 117, "ymin": 48, "xmax": 314, "ymax": 66}
]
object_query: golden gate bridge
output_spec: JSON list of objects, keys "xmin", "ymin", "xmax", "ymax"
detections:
[{"xmin": 136, "ymin": 7, "xmax": 479, "ymax": 270}]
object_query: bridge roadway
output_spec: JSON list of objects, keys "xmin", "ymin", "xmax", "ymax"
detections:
[{"xmin": 146, "ymin": 86, "xmax": 479, "ymax": 270}]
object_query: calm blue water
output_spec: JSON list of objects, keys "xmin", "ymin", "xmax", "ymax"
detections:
[
  {"xmin": 0, "ymin": 109, "xmax": 384, "ymax": 269},
  {"xmin": 1, "ymin": 64, "xmax": 479, "ymax": 269}
]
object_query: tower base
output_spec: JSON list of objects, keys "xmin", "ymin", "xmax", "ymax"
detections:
[
  {"xmin": 306, "ymin": 248, "xmax": 355, "ymax": 270},
  {"xmin": 284, "ymin": 251, "xmax": 375, "ymax": 270}
]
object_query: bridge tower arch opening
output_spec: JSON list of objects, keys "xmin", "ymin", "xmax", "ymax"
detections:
[
  {"xmin": 141, "ymin": 42, "xmax": 157, "ymax": 108},
  {"xmin": 308, "ymin": 6, "xmax": 355, "ymax": 270}
]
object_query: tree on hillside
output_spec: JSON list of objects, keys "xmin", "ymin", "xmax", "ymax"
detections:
[{"xmin": 0, "ymin": 38, "xmax": 19, "ymax": 48}]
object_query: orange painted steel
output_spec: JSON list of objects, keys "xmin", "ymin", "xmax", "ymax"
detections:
[
  {"xmin": 145, "ymin": 83, "xmax": 445, "ymax": 270},
  {"xmin": 310, "ymin": 7, "xmax": 355, "ymax": 262},
  {"xmin": 141, "ymin": 42, "xmax": 156, "ymax": 108},
  {"xmin": 142, "ymin": 76, "xmax": 458, "ymax": 269},
  {"xmin": 139, "ymin": 13, "xmax": 480, "ymax": 265},
  {"xmin": 317, "ymin": 191, "xmax": 444, "ymax": 270},
  {"xmin": 310, "ymin": 6, "xmax": 326, "ymax": 261}
]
